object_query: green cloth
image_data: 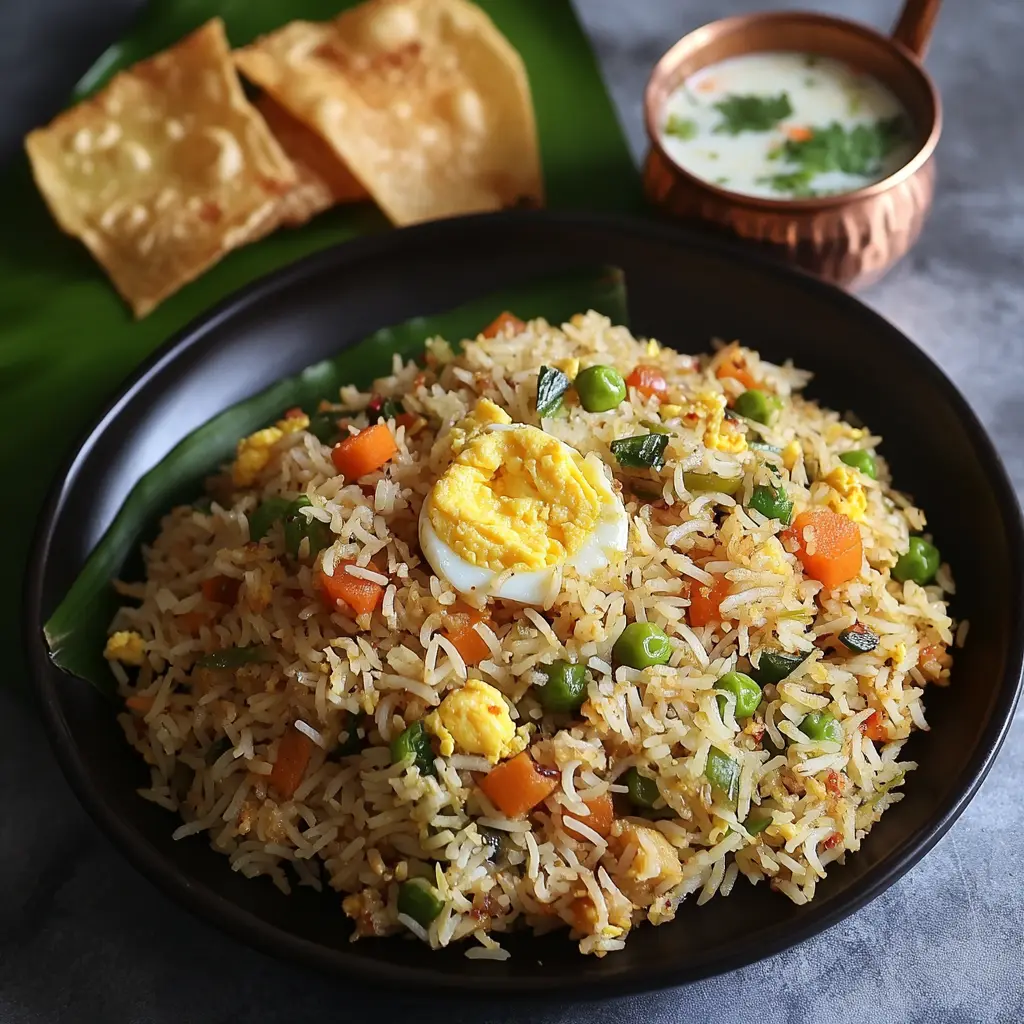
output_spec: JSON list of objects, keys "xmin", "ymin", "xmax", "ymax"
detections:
[{"xmin": 2, "ymin": 0, "xmax": 642, "ymax": 696}]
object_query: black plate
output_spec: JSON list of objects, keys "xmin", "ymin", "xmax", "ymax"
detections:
[{"xmin": 25, "ymin": 211, "xmax": 1024, "ymax": 997}]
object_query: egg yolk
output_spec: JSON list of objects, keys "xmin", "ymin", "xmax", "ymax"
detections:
[{"xmin": 427, "ymin": 423, "xmax": 606, "ymax": 572}]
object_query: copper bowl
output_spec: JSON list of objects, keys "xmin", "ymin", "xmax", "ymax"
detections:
[{"xmin": 643, "ymin": 0, "xmax": 943, "ymax": 289}]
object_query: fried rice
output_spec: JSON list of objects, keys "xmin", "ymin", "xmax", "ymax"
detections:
[{"xmin": 103, "ymin": 311, "xmax": 957, "ymax": 958}]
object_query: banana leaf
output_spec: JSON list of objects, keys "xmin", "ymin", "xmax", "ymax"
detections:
[
  {"xmin": 4, "ymin": 0, "xmax": 641, "ymax": 696},
  {"xmin": 43, "ymin": 266, "xmax": 631, "ymax": 694}
]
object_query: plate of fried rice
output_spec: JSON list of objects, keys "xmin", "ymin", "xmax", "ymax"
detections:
[{"xmin": 27, "ymin": 212, "xmax": 1024, "ymax": 995}]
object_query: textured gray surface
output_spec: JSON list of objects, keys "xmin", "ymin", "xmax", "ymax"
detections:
[{"xmin": 2, "ymin": 0, "xmax": 1023, "ymax": 1021}]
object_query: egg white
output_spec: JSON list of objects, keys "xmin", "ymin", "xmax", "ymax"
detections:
[{"xmin": 419, "ymin": 424, "xmax": 629, "ymax": 605}]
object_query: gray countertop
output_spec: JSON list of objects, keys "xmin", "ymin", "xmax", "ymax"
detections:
[{"xmin": 2, "ymin": 0, "xmax": 1023, "ymax": 1021}]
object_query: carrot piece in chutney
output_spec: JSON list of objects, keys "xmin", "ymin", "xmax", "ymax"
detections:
[
  {"xmin": 330, "ymin": 423, "xmax": 397, "ymax": 479},
  {"xmin": 787, "ymin": 508, "xmax": 863, "ymax": 588},
  {"xmin": 687, "ymin": 573, "xmax": 732, "ymax": 627},
  {"xmin": 317, "ymin": 559, "xmax": 386, "ymax": 616},
  {"xmin": 481, "ymin": 311, "xmax": 525, "ymax": 338},
  {"xmin": 269, "ymin": 726, "xmax": 314, "ymax": 799},
  {"xmin": 479, "ymin": 752, "xmax": 559, "ymax": 818}
]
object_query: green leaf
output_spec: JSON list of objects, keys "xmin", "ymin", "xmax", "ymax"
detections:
[
  {"xmin": 4, "ymin": 0, "xmax": 641, "ymax": 699},
  {"xmin": 779, "ymin": 117, "xmax": 909, "ymax": 178},
  {"xmin": 610, "ymin": 433, "xmax": 669, "ymax": 470},
  {"xmin": 42, "ymin": 268, "xmax": 630, "ymax": 693},
  {"xmin": 713, "ymin": 92, "xmax": 793, "ymax": 135},
  {"xmin": 535, "ymin": 365, "xmax": 571, "ymax": 417}
]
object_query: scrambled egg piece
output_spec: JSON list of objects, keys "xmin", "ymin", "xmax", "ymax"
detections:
[
  {"xmin": 553, "ymin": 357, "xmax": 580, "ymax": 379},
  {"xmin": 645, "ymin": 338, "xmax": 661, "ymax": 357},
  {"xmin": 104, "ymin": 630, "xmax": 146, "ymax": 666},
  {"xmin": 687, "ymin": 391, "xmax": 748, "ymax": 454},
  {"xmin": 428, "ymin": 420, "xmax": 606, "ymax": 572},
  {"xmin": 231, "ymin": 413, "xmax": 310, "ymax": 488},
  {"xmin": 782, "ymin": 440, "xmax": 802, "ymax": 472},
  {"xmin": 825, "ymin": 465, "xmax": 868, "ymax": 521},
  {"xmin": 424, "ymin": 679, "xmax": 517, "ymax": 763},
  {"xmin": 826, "ymin": 422, "xmax": 865, "ymax": 444},
  {"xmin": 606, "ymin": 820, "xmax": 683, "ymax": 907}
]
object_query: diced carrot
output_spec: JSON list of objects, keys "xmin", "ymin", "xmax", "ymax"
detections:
[
  {"xmin": 269, "ymin": 726, "xmax": 313, "ymax": 799},
  {"xmin": 443, "ymin": 602, "xmax": 491, "ymax": 666},
  {"xmin": 697, "ymin": 78, "xmax": 717, "ymax": 93},
  {"xmin": 330, "ymin": 423, "xmax": 397, "ymax": 479},
  {"xmin": 786, "ymin": 126, "xmax": 814, "ymax": 142},
  {"xmin": 201, "ymin": 575, "xmax": 241, "ymax": 605},
  {"xmin": 626, "ymin": 365, "xmax": 668, "ymax": 399},
  {"xmin": 715, "ymin": 350, "xmax": 757, "ymax": 390},
  {"xmin": 481, "ymin": 312, "xmax": 525, "ymax": 338},
  {"xmin": 861, "ymin": 710, "xmax": 888, "ymax": 743},
  {"xmin": 176, "ymin": 610, "xmax": 209, "ymax": 634},
  {"xmin": 395, "ymin": 411, "xmax": 426, "ymax": 437},
  {"xmin": 284, "ymin": 406, "xmax": 305, "ymax": 420},
  {"xmin": 125, "ymin": 694, "xmax": 154, "ymax": 713},
  {"xmin": 787, "ymin": 508, "xmax": 863, "ymax": 588},
  {"xmin": 317, "ymin": 559, "xmax": 386, "ymax": 617},
  {"xmin": 479, "ymin": 752, "xmax": 559, "ymax": 818},
  {"xmin": 565, "ymin": 792, "xmax": 615, "ymax": 838},
  {"xmin": 687, "ymin": 573, "xmax": 732, "ymax": 627}
]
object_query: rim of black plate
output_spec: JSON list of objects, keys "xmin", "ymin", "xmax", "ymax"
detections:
[{"xmin": 23, "ymin": 209, "xmax": 1024, "ymax": 998}]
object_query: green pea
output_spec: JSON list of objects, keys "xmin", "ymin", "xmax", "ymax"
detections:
[
  {"xmin": 284, "ymin": 496, "xmax": 332, "ymax": 560},
  {"xmin": 892, "ymin": 536, "xmax": 941, "ymax": 585},
  {"xmin": 800, "ymin": 711, "xmax": 844, "ymax": 745},
  {"xmin": 624, "ymin": 766, "xmax": 660, "ymax": 808},
  {"xmin": 397, "ymin": 878, "xmax": 444, "ymax": 927},
  {"xmin": 574, "ymin": 365, "xmax": 627, "ymax": 412},
  {"xmin": 715, "ymin": 670, "xmax": 762, "ymax": 719},
  {"xmin": 612, "ymin": 622, "xmax": 673, "ymax": 669},
  {"xmin": 733, "ymin": 389, "xmax": 782, "ymax": 425},
  {"xmin": 705, "ymin": 747, "xmax": 740, "ymax": 803},
  {"xmin": 747, "ymin": 484, "xmax": 793, "ymax": 524},
  {"xmin": 536, "ymin": 660, "xmax": 588, "ymax": 713},
  {"xmin": 839, "ymin": 449, "xmax": 878, "ymax": 479},
  {"xmin": 390, "ymin": 720, "xmax": 436, "ymax": 777}
]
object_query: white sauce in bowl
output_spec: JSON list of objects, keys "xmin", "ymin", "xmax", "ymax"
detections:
[{"xmin": 658, "ymin": 52, "xmax": 915, "ymax": 200}]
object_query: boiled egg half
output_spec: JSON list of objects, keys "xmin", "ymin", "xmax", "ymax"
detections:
[{"xmin": 419, "ymin": 406, "xmax": 628, "ymax": 604}]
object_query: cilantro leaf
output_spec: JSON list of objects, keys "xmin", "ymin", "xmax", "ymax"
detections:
[
  {"xmin": 664, "ymin": 114, "xmax": 699, "ymax": 140},
  {"xmin": 781, "ymin": 116, "xmax": 909, "ymax": 177},
  {"xmin": 713, "ymin": 92, "xmax": 793, "ymax": 135},
  {"xmin": 758, "ymin": 170, "xmax": 818, "ymax": 197}
]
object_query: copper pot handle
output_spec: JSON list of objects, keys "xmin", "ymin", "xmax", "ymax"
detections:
[{"xmin": 891, "ymin": 0, "xmax": 942, "ymax": 59}]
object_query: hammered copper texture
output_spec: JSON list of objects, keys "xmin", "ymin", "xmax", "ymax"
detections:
[{"xmin": 643, "ymin": 147, "xmax": 936, "ymax": 289}]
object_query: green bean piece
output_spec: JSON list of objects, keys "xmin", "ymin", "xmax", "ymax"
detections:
[
  {"xmin": 715, "ymin": 670, "xmax": 763, "ymax": 719},
  {"xmin": 613, "ymin": 622, "xmax": 673, "ymax": 669},
  {"xmin": 705, "ymin": 747, "xmax": 740, "ymax": 802},
  {"xmin": 536, "ymin": 366, "xmax": 571, "ymax": 418},
  {"xmin": 284, "ymin": 496, "xmax": 332, "ymax": 560},
  {"xmin": 839, "ymin": 449, "xmax": 878, "ymax": 479},
  {"xmin": 390, "ymin": 720, "xmax": 436, "ymax": 777},
  {"xmin": 747, "ymin": 484, "xmax": 793, "ymax": 524},
  {"xmin": 838, "ymin": 624, "xmax": 880, "ymax": 653},
  {"xmin": 734, "ymin": 389, "xmax": 783, "ymax": 425},
  {"xmin": 610, "ymin": 433, "xmax": 670, "ymax": 470},
  {"xmin": 744, "ymin": 811, "xmax": 773, "ymax": 836},
  {"xmin": 801, "ymin": 711, "xmax": 844, "ymax": 745},
  {"xmin": 397, "ymin": 878, "xmax": 445, "ymax": 927},
  {"xmin": 308, "ymin": 412, "xmax": 340, "ymax": 444},
  {"xmin": 683, "ymin": 471, "xmax": 744, "ymax": 495},
  {"xmin": 536, "ymin": 660, "xmax": 589, "ymax": 713},
  {"xmin": 332, "ymin": 712, "xmax": 367, "ymax": 758},
  {"xmin": 196, "ymin": 645, "xmax": 270, "ymax": 669},
  {"xmin": 892, "ymin": 536, "xmax": 941, "ymax": 585},
  {"xmin": 751, "ymin": 650, "xmax": 806, "ymax": 685},
  {"xmin": 624, "ymin": 766, "xmax": 660, "ymax": 809},
  {"xmin": 248, "ymin": 496, "xmax": 293, "ymax": 542},
  {"xmin": 575, "ymin": 365, "xmax": 627, "ymax": 412}
]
